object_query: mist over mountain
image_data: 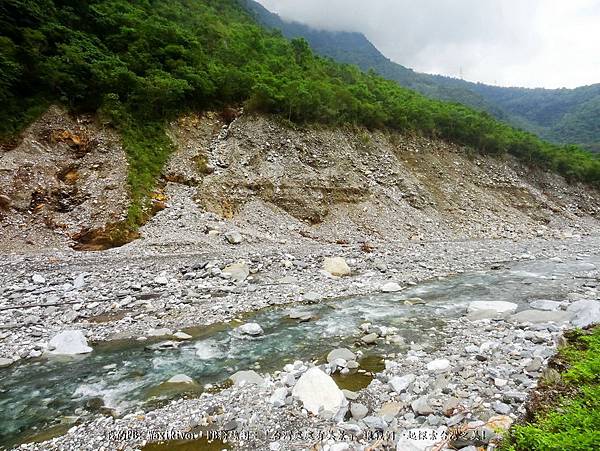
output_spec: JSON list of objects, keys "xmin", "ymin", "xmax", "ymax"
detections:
[{"xmin": 244, "ymin": 0, "xmax": 600, "ymax": 152}]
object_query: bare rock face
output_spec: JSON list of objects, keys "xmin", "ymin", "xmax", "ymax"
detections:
[{"xmin": 0, "ymin": 106, "xmax": 129, "ymax": 251}]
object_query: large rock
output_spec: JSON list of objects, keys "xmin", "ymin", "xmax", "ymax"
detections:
[
  {"xmin": 567, "ymin": 300, "xmax": 600, "ymax": 327},
  {"xmin": 323, "ymin": 257, "xmax": 351, "ymax": 277},
  {"xmin": 327, "ymin": 348, "xmax": 356, "ymax": 364},
  {"xmin": 48, "ymin": 330, "xmax": 93, "ymax": 355},
  {"xmin": 292, "ymin": 367, "xmax": 347, "ymax": 418},
  {"xmin": 467, "ymin": 301, "xmax": 518, "ymax": 314},
  {"xmin": 222, "ymin": 262, "xmax": 250, "ymax": 283},
  {"xmin": 236, "ymin": 323, "xmax": 264, "ymax": 336},
  {"xmin": 511, "ymin": 310, "xmax": 573, "ymax": 324},
  {"xmin": 229, "ymin": 370, "xmax": 265, "ymax": 386}
]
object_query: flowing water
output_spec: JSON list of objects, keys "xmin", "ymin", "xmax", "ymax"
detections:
[{"xmin": 0, "ymin": 256, "xmax": 597, "ymax": 448}]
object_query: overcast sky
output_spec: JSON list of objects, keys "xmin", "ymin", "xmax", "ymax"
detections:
[{"xmin": 256, "ymin": 0, "xmax": 600, "ymax": 89}]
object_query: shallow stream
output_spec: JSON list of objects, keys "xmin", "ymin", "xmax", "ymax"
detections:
[{"xmin": 0, "ymin": 256, "xmax": 597, "ymax": 448}]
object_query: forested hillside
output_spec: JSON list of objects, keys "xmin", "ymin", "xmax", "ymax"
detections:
[
  {"xmin": 1, "ymin": 0, "xmax": 599, "ymax": 227},
  {"xmin": 243, "ymin": 0, "xmax": 600, "ymax": 152}
]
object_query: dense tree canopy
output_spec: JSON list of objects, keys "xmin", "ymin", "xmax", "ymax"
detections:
[{"xmin": 1, "ymin": 0, "xmax": 599, "ymax": 222}]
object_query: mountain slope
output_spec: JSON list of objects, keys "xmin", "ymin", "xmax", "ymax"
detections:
[
  {"xmin": 243, "ymin": 0, "xmax": 600, "ymax": 151},
  {"xmin": 1, "ymin": 0, "xmax": 599, "ymax": 233}
]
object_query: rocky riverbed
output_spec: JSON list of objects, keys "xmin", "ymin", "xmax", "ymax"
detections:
[{"xmin": 1, "ymin": 235, "xmax": 599, "ymax": 450}]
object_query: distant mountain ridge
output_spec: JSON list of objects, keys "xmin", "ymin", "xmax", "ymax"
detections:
[{"xmin": 243, "ymin": 0, "xmax": 600, "ymax": 152}]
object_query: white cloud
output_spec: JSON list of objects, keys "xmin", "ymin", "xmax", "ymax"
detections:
[{"xmin": 256, "ymin": 0, "xmax": 600, "ymax": 88}]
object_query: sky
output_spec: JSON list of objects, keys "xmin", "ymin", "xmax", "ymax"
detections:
[{"xmin": 256, "ymin": 0, "xmax": 600, "ymax": 89}]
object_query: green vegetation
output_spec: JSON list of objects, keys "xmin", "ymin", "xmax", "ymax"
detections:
[
  {"xmin": 501, "ymin": 327, "xmax": 600, "ymax": 451},
  {"xmin": 243, "ymin": 0, "xmax": 600, "ymax": 152},
  {"xmin": 1, "ymin": 0, "xmax": 600, "ymax": 224}
]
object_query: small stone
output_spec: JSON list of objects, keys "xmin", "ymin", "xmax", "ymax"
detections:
[
  {"xmin": 411, "ymin": 396, "xmax": 434, "ymax": 416},
  {"xmin": 224, "ymin": 231, "xmax": 243, "ymax": 244},
  {"xmin": 173, "ymin": 332, "xmax": 192, "ymax": 340},
  {"xmin": 426, "ymin": 359, "xmax": 450, "ymax": 372},
  {"xmin": 381, "ymin": 282, "xmax": 403, "ymax": 293},
  {"xmin": 270, "ymin": 387, "xmax": 288, "ymax": 408},
  {"xmin": 442, "ymin": 398, "xmax": 460, "ymax": 417},
  {"xmin": 526, "ymin": 357, "xmax": 543, "ymax": 372},
  {"xmin": 153, "ymin": 275, "xmax": 168, "ymax": 285},
  {"xmin": 494, "ymin": 378, "xmax": 508, "ymax": 388},
  {"xmin": 222, "ymin": 262, "xmax": 250, "ymax": 283},
  {"xmin": 389, "ymin": 374, "xmax": 416, "ymax": 393},
  {"xmin": 32, "ymin": 274, "xmax": 46, "ymax": 284},
  {"xmin": 351, "ymin": 403, "xmax": 368, "ymax": 420},
  {"xmin": 493, "ymin": 402, "xmax": 511, "ymax": 415}
]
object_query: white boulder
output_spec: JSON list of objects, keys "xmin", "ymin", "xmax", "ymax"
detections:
[
  {"xmin": 48, "ymin": 330, "xmax": 92, "ymax": 355},
  {"xmin": 292, "ymin": 367, "xmax": 347, "ymax": 418}
]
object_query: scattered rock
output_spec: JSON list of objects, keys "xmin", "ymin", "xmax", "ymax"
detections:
[
  {"xmin": 230, "ymin": 370, "xmax": 265, "ymax": 386},
  {"xmin": 323, "ymin": 257, "xmax": 351, "ymax": 277},
  {"xmin": 147, "ymin": 328, "xmax": 172, "ymax": 337},
  {"xmin": 529, "ymin": 300, "xmax": 562, "ymax": 311},
  {"xmin": 222, "ymin": 262, "xmax": 250, "ymax": 283},
  {"xmin": 173, "ymin": 332, "xmax": 192, "ymax": 340},
  {"xmin": 381, "ymin": 282, "xmax": 403, "ymax": 293},
  {"xmin": 166, "ymin": 374, "xmax": 194, "ymax": 384},
  {"xmin": 426, "ymin": 359, "xmax": 450, "ymax": 372},
  {"xmin": 389, "ymin": 374, "xmax": 416, "ymax": 394},
  {"xmin": 32, "ymin": 274, "xmax": 46, "ymax": 284},
  {"xmin": 270, "ymin": 387, "xmax": 288, "ymax": 408},
  {"xmin": 237, "ymin": 323, "xmax": 264, "ymax": 336},
  {"xmin": 468, "ymin": 301, "xmax": 518, "ymax": 314},
  {"xmin": 361, "ymin": 333, "xmax": 378, "ymax": 345},
  {"xmin": 567, "ymin": 300, "xmax": 600, "ymax": 327},
  {"xmin": 350, "ymin": 403, "xmax": 368, "ymax": 420},
  {"xmin": 224, "ymin": 231, "xmax": 243, "ymax": 244},
  {"xmin": 411, "ymin": 396, "xmax": 434, "ymax": 416}
]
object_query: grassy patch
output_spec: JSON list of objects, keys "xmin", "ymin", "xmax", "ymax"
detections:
[
  {"xmin": 120, "ymin": 121, "xmax": 174, "ymax": 227},
  {"xmin": 501, "ymin": 327, "xmax": 600, "ymax": 451}
]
